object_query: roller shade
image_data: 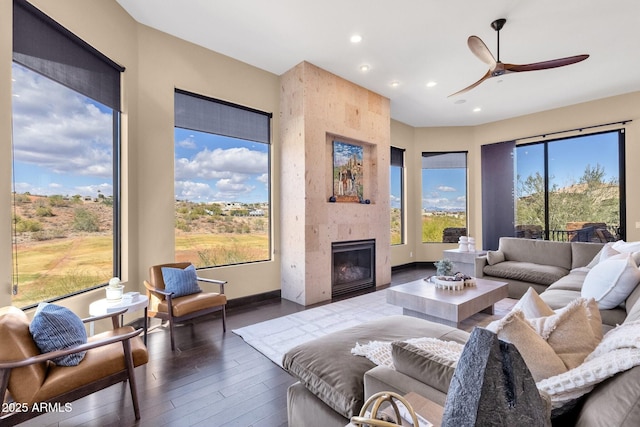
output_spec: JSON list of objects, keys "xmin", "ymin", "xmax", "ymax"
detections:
[
  {"xmin": 422, "ymin": 152, "xmax": 466, "ymax": 169},
  {"xmin": 13, "ymin": 0, "xmax": 123, "ymax": 111},
  {"xmin": 175, "ymin": 89, "xmax": 272, "ymax": 144}
]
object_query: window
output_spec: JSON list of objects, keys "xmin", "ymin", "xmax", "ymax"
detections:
[
  {"xmin": 421, "ymin": 152, "xmax": 467, "ymax": 243},
  {"xmin": 390, "ymin": 147, "xmax": 404, "ymax": 245},
  {"xmin": 174, "ymin": 90, "xmax": 272, "ymax": 267},
  {"xmin": 11, "ymin": 0, "xmax": 123, "ymax": 308},
  {"xmin": 516, "ymin": 130, "xmax": 624, "ymax": 241}
]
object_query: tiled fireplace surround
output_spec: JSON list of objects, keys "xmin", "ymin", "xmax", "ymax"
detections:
[{"xmin": 280, "ymin": 62, "xmax": 392, "ymax": 306}]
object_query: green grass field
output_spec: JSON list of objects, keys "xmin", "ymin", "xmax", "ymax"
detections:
[{"xmin": 13, "ymin": 233, "xmax": 269, "ymax": 308}]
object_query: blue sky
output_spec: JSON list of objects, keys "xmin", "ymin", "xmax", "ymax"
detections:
[
  {"xmin": 12, "ymin": 62, "xmax": 269, "ymax": 205},
  {"xmin": 11, "ymin": 63, "xmax": 114, "ymax": 198},
  {"xmin": 517, "ymin": 131, "xmax": 619, "ymax": 191},
  {"xmin": 174, "ymin": 128, "xmax": 269, "ymax": 204}
]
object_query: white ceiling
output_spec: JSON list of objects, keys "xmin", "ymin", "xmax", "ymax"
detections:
[{"xmin": 116, "ymin": 0, "xmax": 640, "ymax": 127}]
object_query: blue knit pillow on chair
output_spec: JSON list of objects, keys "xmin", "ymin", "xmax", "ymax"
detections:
[
  {"xmin": 29, "ymin": 303, "xmax": 87, "ymax": 366},
  {"xmin": 161, "ymin": 264, "xmax": 202, "ymax": 297}
]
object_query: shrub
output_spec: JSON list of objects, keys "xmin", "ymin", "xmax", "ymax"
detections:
[
  {"xmin": 15, "ymin": 218, "xmax": 43, "ymax": 233},
  {"xmin": 48, "ymin": 195, "xmax": 68, "ymax": 207},
  {"xmin": 73, "ymin": 208, "xmax": 100, "ymax": 232},
  {"xmin": 35, "ymin": 205, "xmax": 54, "ymax": 217}
]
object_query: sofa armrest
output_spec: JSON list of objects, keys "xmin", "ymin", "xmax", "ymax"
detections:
[
  {"xmin": 474, "ymin": 256, "xmax": 488, "ymax": 278},
  {"xmin": 364, "ymin": 366, "xmax": 448, "ymax": 407}
]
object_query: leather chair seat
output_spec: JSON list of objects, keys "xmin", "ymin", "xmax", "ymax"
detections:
[{"xmin": 158, "ymin": 292, "xmax": 227, "ymax": 318}]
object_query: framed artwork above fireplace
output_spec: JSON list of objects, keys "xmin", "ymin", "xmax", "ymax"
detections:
[{"xmin": 332, "ymin": 140, "xmax": 364, "ymax": 202}]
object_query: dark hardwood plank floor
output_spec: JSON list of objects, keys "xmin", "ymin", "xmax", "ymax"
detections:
[{"xmin": 18, "ymin": 266, "xmax": 435, "ymax": 427}]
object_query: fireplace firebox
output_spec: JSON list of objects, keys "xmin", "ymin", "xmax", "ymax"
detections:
[{"xmin": 331, "ymin": 239, "xmax": 375, "ymax": 297}]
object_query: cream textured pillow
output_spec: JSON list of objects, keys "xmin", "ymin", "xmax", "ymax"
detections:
[
  {"xmin": 528, "ymin": 298, "xmax": 602, "ymax": 369},
  {"xmin": 485, "ymin": 310, "xmax": 567, "ymax": 382},
  {"xmin": 486, "ymin": 250, "xmax": 505, "ymax": 266},
  {"xmin": 582, "ymin": 253, "xmax": 640, "ymax": 309},
  {"xmin": 512, "ymin": 287, "xmax": 555, "ymax": 318}
]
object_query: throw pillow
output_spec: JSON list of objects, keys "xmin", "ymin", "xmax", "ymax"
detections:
[
  {"xmin": 581, "ymin": 253, "xmax": 640, "ymax": 309},
  {"xmin": 391, "ymin": 341, "xmax": 459, "ymax": 394},
  {"xmin": 486, "ymin": 250, "xmax": 505, "ymax": 266},
  {"xmin": 528, "ymin": 298, "xmax": 602, "ymax": 369},
  {"xmin": 512, "ymin": 287, "xmax": 555, "ymax": 318},
  {"xmin": 485, "ymin": 310, "xmax": 567, "ymax": 382},
  {"xmin": 161, "ymin": 264, "xmax": 202, "ymax": 297},
  {"xmin": 585, "ymin": 242, "xmax": 619, "ymax": 269},
  {"xmin": 29, "ymin": 303, "xmax": 87, "ymax": 366},
  {"xmin": 611, "ymin": 240, "xmax": 640, "ymax": 266}
]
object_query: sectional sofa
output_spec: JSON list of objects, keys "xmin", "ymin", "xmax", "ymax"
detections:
[
  {"xmin": 476, "ymin": 237, "xmax": 640, "ymax": 327},
  {"xmin": 283, "ymin": 238, "xmax": 640, "ymax": 427}
]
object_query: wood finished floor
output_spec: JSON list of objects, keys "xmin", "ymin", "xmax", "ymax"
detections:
[{"xmin": 19, "ymin": 266, "xmax": 513, "ymax": 427}]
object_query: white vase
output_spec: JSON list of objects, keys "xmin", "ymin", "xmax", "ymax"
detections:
[{"xmin": 106, "ymin": 285, "xmax": 125, "ymax": 301}]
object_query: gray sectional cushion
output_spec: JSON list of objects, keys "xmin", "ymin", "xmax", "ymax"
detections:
[
  {"xmin": 547, "ymin": 270, "xmax": 589, "ymax": 292},
  {"xmin": 540, "ymin": 288, "xmax": 627, "ymax": 327},
  {"xmin": 281, "ymin": 315, "xmax": 468, "ymax": 419},
  {"xmin": 571, "ymin": 242, "xmax": 606, "ymax": 269},
  {"xmin": 498, "ymin": 237, "xmax": 572, "ymax": 269},
  {"xmin": 391, "ymin": 341, "xmax": 457, "ymax": 394},
  {"xmin": 483, "ymin": 261, "xmax": 569, "ymax": 286},
  {"xmin": 575, "ymin": 365, "xmax": 640, "ymax": 427}
]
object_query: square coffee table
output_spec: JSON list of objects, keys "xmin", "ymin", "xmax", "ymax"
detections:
[{"xmin": 386, "ymin": 278, "xmax": 508, "ymax": 328}]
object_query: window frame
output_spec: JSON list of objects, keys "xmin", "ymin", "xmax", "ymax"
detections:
[
  {"xmin": 390, "ymin": 146, "xmax": 405, "ymax": 245},
  {"xmin": 173, "ymin": 89, "xmax": 273, "ymax": 268},
  {"xmin": 421, "ymin": 151, "xmax": 468, "ymax": 244},
  {"xmin": 515, "ymin": 129, "xmax": 626, "ymax": 241},
  {"xmin": 11, "ymin": 0, "xmax": 123, "ymax": 308}
]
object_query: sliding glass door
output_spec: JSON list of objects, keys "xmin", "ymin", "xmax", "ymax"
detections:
[{"xmin": 515, "ymin": 130, "xmax": 624, "ymax": 242}]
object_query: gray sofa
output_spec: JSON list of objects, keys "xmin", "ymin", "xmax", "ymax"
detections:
[
  {"xmin": 285, "ymin": 294, "xmax": 640, "ymax": 426},
  {"xmin": 474, "ymin": 237, "xmax": 628, "ymax": 326},
  {"xmin": 283, "ymin": 238, "xmax": 640, "ymax": 426}
]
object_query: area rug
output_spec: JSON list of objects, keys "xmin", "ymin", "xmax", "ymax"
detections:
[
  {"xmin": 233, "ymin": 288, "xmax": 516, "ymax": 368},
  {"xmin": 232, "ymin": 290, "xmax": 402, "ymax": 367}
]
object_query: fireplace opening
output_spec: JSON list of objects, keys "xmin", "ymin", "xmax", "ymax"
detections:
[{"xmin": 331, "ymin": 239, "xmax": 375, "ymax": 297}]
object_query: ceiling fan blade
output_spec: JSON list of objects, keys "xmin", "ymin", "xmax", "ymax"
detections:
[
  {"xmin": 504, "ymin": 54, "xmax": 589, "ymax": 73},
  {"xmin": 467, "ymin": 36, "xmax": 497, "ymax": 67},
  {"xmin": 448, "ymin": 70, "xmax": 492, "ymax": 97}
]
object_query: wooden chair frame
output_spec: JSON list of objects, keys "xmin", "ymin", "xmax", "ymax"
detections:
[
  {"xmin": 0, "ymin": 309, "xmax": 145, "ymax": 426},
  {"xmin": 144, "ymin": 263, "xmax": 227, "ymax": 351}
]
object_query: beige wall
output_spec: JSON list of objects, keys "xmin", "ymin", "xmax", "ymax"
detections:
[
  {"xmin": 390, "ymin": 92, "xmax": 640, "ymax": 267},
  {"xmin": 0, "ymin": 0, "xmax": 281, "ymax": 328},
  {"xmin": 2, "ymin": 1, "xmax": 639, "ymax": 319}
]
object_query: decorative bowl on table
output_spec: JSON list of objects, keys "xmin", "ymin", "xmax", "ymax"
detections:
[{"xmin": 432, "ymin": 275, "xmax": 465, "ymax": 291}]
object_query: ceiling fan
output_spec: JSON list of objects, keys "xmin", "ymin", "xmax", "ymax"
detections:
[{"xmin": 449, "ymin": 18, "xmax": 589, "ymax": 97}]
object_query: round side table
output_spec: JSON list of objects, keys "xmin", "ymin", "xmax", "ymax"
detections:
[{"xmin": 89, "ymin": 294, "xmax": 149, "ymax": 345}]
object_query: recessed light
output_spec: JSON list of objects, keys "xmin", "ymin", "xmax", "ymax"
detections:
[
  {"xmin": 473, "ymin": 107, "xmax": 482, "ymax": 112},
  {"xmin": 350, "ymin": 34, "xmax": 362, "ymax": 43},
  {"xmin": 390, "ymin": 81, "xmax": 400, "ymax": 88},
  {"xmin": 454, "ymin": 99, "xmax": 466, "ymax": 104},
  {"xmin": 426, "ymin": 81, "xmax": 437, "ymax": 88},
  {"xmin": 359, "ymin": 64, "xmax": 370, "ymax": 72}
]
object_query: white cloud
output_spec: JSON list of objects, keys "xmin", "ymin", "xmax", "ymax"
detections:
[
  {"xmin": 175, "ymin": 180, "xmax": 216, "ymax": 202},
  {"xmin": 437, "ymin": 185, "xmax": 457, "ymax": 192},
  {"xmin": 175, "ymin": 147, "xmax": 267, "ymax": 181},
  {"xmin": 11, "ymin": 64, "xmax": 113, "ymax": 179}
]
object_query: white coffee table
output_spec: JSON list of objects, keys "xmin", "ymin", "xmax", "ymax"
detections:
[
  {"xmin": 89, "ymin": 294, "xmax": 149, "ymax": 344},
  {"xmin": 386, "ymin": 278, "xmax": 508, "ymax": 328}
]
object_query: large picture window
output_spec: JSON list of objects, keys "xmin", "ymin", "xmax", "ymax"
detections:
[
  {"xmin": 174, "ymin": 90, "xmax": 272, "ymax": 267},
  {"xmin": 11, "ymin": 0, "xmax": 122, "ymax": 308},
  {"xmin": 516, "ymin": 130, "xmax": 624, "ymax": 241},
  {"xmin": 421, "ymin": 152, "xmax": 468, "ymax": 243},
  {"xmin": 390, "ymin": 147, "xmax": 404, "ymax": 245}
]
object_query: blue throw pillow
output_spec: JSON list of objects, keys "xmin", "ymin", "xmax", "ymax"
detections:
[
  {"xmin": 161, "ymin": 264, "xmax": 202, "ymax": 297},
  {"xmin": 29, "ymin": 303, "xmax": 87, "ymax": 366}
]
